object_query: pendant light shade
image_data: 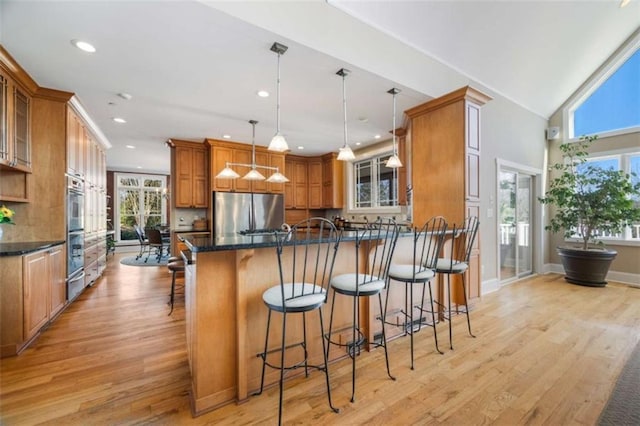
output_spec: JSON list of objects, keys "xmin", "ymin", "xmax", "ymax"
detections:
[
  {"xmin": 336, "ymin": 68, "xmax": 355, "ymax": 162},
  {"xmin": 385, "ymin": 87, "xmax": 403, "ymax": 168},
  {"xmin": 266, "ymin": 171, "xmax": 290, "ymax": 183},
  {"xmin": 216, "ymin": 167, "xmax": 240, "ymax": 179},
  {"xmin": 268, "ymin": 42, "xmax": 290, "ymax": 152},
  {"xmin": 242, "ymin": 169, "xmax": 266, "ymax": 181}
]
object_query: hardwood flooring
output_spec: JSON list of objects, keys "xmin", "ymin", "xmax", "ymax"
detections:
[{"xmin": 1, "ymin": 253, "xmax": 639, "ymax": 425}]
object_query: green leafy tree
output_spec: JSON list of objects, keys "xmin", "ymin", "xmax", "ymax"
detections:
[{"xmin": 539, "ymin": 135, "xmax": 640, "ymax": 250}]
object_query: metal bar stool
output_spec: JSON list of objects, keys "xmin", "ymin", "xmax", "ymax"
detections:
[
  {"xmin": 254, "ymin": 217, "xmax": 341, "ymax": 425},
  {"xmin": 386, "ymin": 216, "xmax": 448, "ymax": 369},
  {"xmin": 325, "ymin": 217, "xmax": 400, "ymax": 402},
  {"xmin": 435, "ymin": 216, "xmax": 479, "ymax": 349},
  {"xmin": 167, "ymin": 256, "xmax": 184, "ymax": 315}
]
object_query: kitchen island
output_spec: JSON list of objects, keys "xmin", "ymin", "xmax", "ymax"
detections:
[{"xmin": 182, "ymin": 231, "xmax": 421, "ymax": 416}]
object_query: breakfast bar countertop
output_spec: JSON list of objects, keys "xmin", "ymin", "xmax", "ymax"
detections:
[
  {"xmin": 0, "ymin": 240, "xmax": 66, "ymax": 257},
  {"xmin": 183, "ymin": 228, "xmax": 414, "ymax": 253}
]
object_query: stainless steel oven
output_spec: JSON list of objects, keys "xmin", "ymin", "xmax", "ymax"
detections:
[
  {"xmin": 66, "ymin": 174, "xmax": 85, "ymax": 300},
  {"xmin": 67, "ymin": 175, "xmax": 84, "ymax": 232}
]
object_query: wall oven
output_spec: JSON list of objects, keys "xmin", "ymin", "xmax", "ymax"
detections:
[
  {"xmin": 66, "ymin": 174, "xmax": 85, "ymax": 301},
  {"xmin": 67, "ymin": 175, "xmax": 84, "ymax": 232}
]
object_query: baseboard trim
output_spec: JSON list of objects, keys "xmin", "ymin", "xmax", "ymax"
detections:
[
  {"xmin": 481, "ymin": 278, "xmax": 499, "ymax": 296},
  {"xmin": 544, "ymin": 263, "xmax": 639, "ymax": 288}
]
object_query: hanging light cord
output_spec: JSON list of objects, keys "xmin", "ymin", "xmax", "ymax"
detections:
[
  {"xmin": 251, "ymin": 120, "xmax": 257, "ymax": 169},
  {"xmin": 276, "ymin": 52, "xmax": 281, "ymax": 135},
  {"xmin": 342, "ymin": 72, "xmax": 348, "ymax": 147},
  {"xmin": 392, "ymin": 89, "xmax": 397, "ymax": 155}
]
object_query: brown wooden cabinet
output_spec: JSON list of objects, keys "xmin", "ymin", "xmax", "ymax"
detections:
[
  {"xmin": 406, "ymin": 86, "xmax": 491, "ymax": 301},
  {"xmin": 322, "ymin": 153, "xmax": 344, "ymax": 209},
  {"xmin": 23, "ymin": 250, "xmax": 49, "ymax": 340},
  {"xmin": 308, "ymin": 159, "xmax": 323, "ymax": 209},
  {"xmin": 1, "ymin": 244, "xmax": 67, "ymax": 357},
  {"xmin": 48, "ymin": 245, "xmax": 66, "ymax": 318},
  {"xmin": 66, "ymin": 108, "xmax": 85, "ymax": 179},
  {"xmin": 0, "ymin": 67, "xmax": 31, "ymax": 174},
  {"xmin": 285, "ymin": 156, "xmax": 308, "ymax": 209},
  {"xmin": 172, "ymin": 140, "xmax": 209, "ymax": 208}
]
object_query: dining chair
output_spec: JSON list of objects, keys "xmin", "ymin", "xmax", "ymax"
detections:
[
  {"xmin": 144, "ymin": 228, "xmax": 166, "ymax": 263},
  {"xmin": 387, "ymin": 216, "xmax": 448, "ymax": 369},
  {"xmin": 435, "ymin": 216, "xmax": 479, "ymax": 349},
  {"xmin": 254, "ymin": 217, "xmax": 341, "ymax": 425},
  {"xmin": 325, "ymin": 217, "xmax": 400, "ymax": 402},
  {"xmin": 134, "ymin": 224, "xmax": 150, "ymax": 260}
]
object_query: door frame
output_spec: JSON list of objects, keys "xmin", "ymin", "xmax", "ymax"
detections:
[{"xmin": 495, "ymin": 159, "xmax": 544, "ymax": 285}]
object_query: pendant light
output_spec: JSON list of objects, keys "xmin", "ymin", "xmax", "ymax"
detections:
[
  {"xmin": 268, "ymin": 42, "xmax": 290, "ymax": 152},
  {"xmin": 243, "ymin": 120, "xmax": 266, "ymax": 181},
  {"xmin": 215, "ymin": 120, "xmax": 289, "ymax": 182},
  {"xmin": 336, "ymin": 68, "xmax": 355, "ymax": 161},
  {"xmin": 385, "ymin": 87, "xmax": 403, "ymax": 168}
]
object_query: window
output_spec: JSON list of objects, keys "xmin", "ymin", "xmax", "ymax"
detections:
[
  {"xmin": 115, "ymin": 173, "xmax": 167, "ymax": 242},
  {"xmin": 565, "ymin": 29, "xmax": 640, "ymax": 140},
  {"xmin": 353, "ymin": 153, "xmax": 399, "ymax": 209},
  {"xmin": 576, "ymin": 151, "xmax": 640, "ymax": 242}
]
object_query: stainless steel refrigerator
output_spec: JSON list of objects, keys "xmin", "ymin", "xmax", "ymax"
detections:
[{"xmin": 213, "ymin": 192, "xmax": 285, "ymax": 236}]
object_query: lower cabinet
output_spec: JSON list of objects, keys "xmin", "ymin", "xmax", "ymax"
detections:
[{"xmin": 0, "ymin": 244, "xmax": 66, "ymax": 357}]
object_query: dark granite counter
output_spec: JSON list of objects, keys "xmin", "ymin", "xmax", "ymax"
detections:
[
  {"xmin": 183, "ymin": 229, "xmax": 413, "ymax": 253},
  {"xmin": 0, "ymin": 240, "xmax": 65, "ymax": 256}
]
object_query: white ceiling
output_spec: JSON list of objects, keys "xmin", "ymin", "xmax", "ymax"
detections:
[{"xmin": 1, "ymin": 1, "xmax": 638, "ymax": 175}]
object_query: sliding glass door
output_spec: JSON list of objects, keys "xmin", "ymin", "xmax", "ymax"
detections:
[{"xmin": 499, "ymin": 169, "xmax": 533, "ymax": 282}]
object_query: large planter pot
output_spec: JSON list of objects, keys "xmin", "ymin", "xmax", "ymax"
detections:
[{"xmin": 557, "ymin": 246, "xmax": 617, "ymax": 287}]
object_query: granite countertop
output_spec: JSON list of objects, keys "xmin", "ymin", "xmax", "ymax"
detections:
[
  {"xmin": 184, "ymin": 229, "xmax": 413, "ymax": 253},
  {"xmin": 0, "ymin": 240, "xmax": 66, "ymax": 256}
]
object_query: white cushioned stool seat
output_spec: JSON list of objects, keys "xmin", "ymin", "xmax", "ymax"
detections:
[
  {"xmin": 389, "ymin": 264, "xmax": 435, "ymax": 281},
  {"xmin": 435, "ymin": 258, "xmax": 468, "ymax": 273},
  {"xmin": 331, "ymin": 273, "xmax": 385, "ymax": 295},
  {"xmin": 263, "ymin": 283, "xmax": 326, "ymax": 310}
]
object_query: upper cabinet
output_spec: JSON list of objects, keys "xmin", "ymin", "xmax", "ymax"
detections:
[
  {"xmin": 321, "ymin": 153, "xmax": 343, "ymax": 209},
  {"xmin": 208, "ymin": 139, "xmax": 285, "ymax": 195},
  {"xmin": 0, "ymin": 67, "xmax": 32, "ymax": 173},
  {"xmin": 172, "ymin": 140, "xmax": 209, "ymax": 208},
  {"xmin": 285, "ymin": 156, "xmax": 308, "ymax": 209}
]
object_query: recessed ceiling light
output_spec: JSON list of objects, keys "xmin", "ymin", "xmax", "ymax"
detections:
[
  {"xmin": 620, "ymin": 0, "xmax": 630, "ymax": 8},
  {"xmin": 222, "ymin": 134, "xmax": 231, "ymax": 139},
  {"xmin": 117, "ymin": 92, "xmax": 133, "ymax": 100},
  {"xmin": 297, "ymin": 146, "xmax": 304, "ymax": 150},
  {"xmin": 125, "ymin": 145, "xmax": 135, "ymax": 149},
  {"xmin": 136, "ymin": 166, "xmax": 142, "ymax": 169},
  {"xmin": 71, "ymin": 39, "xmax": 96, "ymax": 53},
  {"xmin": 113, "ymin": 117, "xmax": 126, "ymax": 123},
  {"xmin": 374, "ymin": 134, "xmax": 381, "ymax": 139},
  {"xmin": 257, "ymin": 90, "xmax": 270, "ymax": 98},
  {"xmin": 355, "ymin": 142, "xmax": 362, "ymax": 146},
  {"xmin": 358, "ymin": 117, "xmax": 369, "ymax": 123}
]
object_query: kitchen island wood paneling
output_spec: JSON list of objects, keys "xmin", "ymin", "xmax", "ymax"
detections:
[{"xmin": 181, "ymin": 231, "xmax": 428, "ymax": 416}]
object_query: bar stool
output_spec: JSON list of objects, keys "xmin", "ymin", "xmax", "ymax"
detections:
[
  {"xmin": 325, "ymin": 218, "xmax": 399, "ymax": 402},
  {"xmin": 387, "ymin": 216, "xmax": 448, "ymax": 369},
  {"xmin": 435, "ymin": 216, "xmax": 479, "ymax": 349},
  {"xmin": 254, "ymin": 217, "xmax": 341, "ymax": 425},
  {"xmin": 167, "ymin": 256, "xmax": 184, "ymax": 315}
]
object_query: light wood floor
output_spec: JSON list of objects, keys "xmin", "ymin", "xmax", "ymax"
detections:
[{"xmin": 1, "ymin": 253, "xmax": 639, "ymax": 425}]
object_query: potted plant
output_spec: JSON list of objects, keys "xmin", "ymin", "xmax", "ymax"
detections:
[{"xmin": 539, "ymin": 135, "xmax": 640, "ymax": 286}]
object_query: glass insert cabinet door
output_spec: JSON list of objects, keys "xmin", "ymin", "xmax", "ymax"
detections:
[{"xmin": 499, "ymin": 170, "xmax": 533, "ymax": 282}]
